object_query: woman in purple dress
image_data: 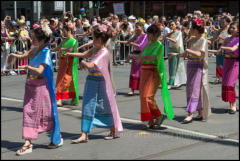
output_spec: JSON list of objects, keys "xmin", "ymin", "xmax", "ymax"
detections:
[
  {"xmin": 209, "ymin": 22, "xmax": 239, "ymax": 114},
  {"xmin": 117, "ymin": 22, "xmax": 148, "ymax": 95}
]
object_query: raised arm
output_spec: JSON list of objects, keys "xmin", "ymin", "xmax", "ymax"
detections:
[
  {"xmin": 65, "ymin": 47, "xmax": 94, "ymax": 58},
  {"xmin": 78, "ymin": 40, "xmax": 93, "ymax": 50}
]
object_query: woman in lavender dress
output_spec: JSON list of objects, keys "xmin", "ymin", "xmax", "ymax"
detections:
[{"xmin": 179, "ymin": 18, "xmax": 211, "ymax": 124}]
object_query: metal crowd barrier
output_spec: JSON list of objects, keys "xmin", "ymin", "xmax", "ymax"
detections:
[
  {"xmin": 3, "ymin": 39, "xmax": 30, "ymax": 75},
  {"xmin": 4, "ymin": 33, "xmax": 220, "ymax": 76}
]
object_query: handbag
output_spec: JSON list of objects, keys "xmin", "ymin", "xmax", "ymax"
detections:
[{"xmin": 10, "ymin": 40, "xmax": 17, "ymax": 53}]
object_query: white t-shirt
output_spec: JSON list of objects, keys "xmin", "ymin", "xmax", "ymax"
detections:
[
  {"xmin": 162, "ymin": 26, "xmax": 171, "ymax": 37},
  {"xmin": 144, "ymin": 23, "xmax": 151, "ymax": 32},
  {"xmin": 128, "ymin": 22, "xmax": 135, "ymax": 32}
]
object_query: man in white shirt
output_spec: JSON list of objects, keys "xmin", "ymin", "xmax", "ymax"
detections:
[
  {"xmin": 144, "ymin": 16, "xmax": 152, "ymax": 32},
  {"xmin": 128, "ymin": 15, "xmax": 136, "ymax": 35}
]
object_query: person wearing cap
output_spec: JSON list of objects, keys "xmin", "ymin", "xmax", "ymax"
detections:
[{"xmin": 128, "ymin": 15, "xmax": 136, "ymax": 35}]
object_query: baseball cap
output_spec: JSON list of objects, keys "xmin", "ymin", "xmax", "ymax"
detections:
[
  {"xmin": 128, "ymin": 15, "xmax": 136, "ymax": 20},
  {"xmin": 83, "ymin": 22, "xmax": 90, "ymax": 28}
]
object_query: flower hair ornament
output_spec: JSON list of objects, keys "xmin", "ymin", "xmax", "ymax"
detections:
[
  {"xmin": 98, "ymin": 25, "xmax": 108, "ymax": 33},
  {"xmin": 194, "ymin": 18, "xmax": 203, "ymax": 26},
  {"xmin": 41, "ymin": 23, "xmax": 52, "ymax": 37}
]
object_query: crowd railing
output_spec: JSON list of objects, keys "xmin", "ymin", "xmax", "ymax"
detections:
[{"xmin": 2, "ymin": 33, "xmax": 220, "ymax": 76}]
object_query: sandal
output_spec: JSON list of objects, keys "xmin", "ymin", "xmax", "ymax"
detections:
[
  {"xmin": 142, "ymin": 120, "xmax": 154, "ymax": 130},
  {"xmin": 152, "ymin": 115, "xmax": 165, "ymax": 129},
  {"xmin": 16, "ymin": 144, "xmax": 33, "ymax": 156},
  {"xmin": 128, "ymin": 91, "xmax": 134, "ymax": 96},
  {"xmin": 71, "ymin": 137, "xmax": 88, "ymax": 143},
  {"xmin": 168, "ymin": 85, "xmax": 172, "ymax": 90},
  {"xmin": 214, "ymin": 78, "xmax": 220, "ymax": 84},
  {"xmin": 71, "ymin": 99, "xmax": 77, "ymax": 106},
  {"xmin": 104, "ymin": 131, "xmax": 120, "ymax": 140},
  {"xmin": 48, "ymin": 138, "xmax": 63, "ymax": 149}
]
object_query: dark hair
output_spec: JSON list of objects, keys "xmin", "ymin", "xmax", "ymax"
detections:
[
  {"xmin": 93, "ymin": 29, "xmax": 112, "ymax": 44},
  {"xmin": 33, "ymin": 27, "xmax": 51, "ymax": 43},
  {"xmin": 146, "ymin": 24, "xmax": 161, "ymax": 38},
  {"xmin": 168, "ymin": 20, "xmax": 176, "ymax": 26},
  {"xmin": 222, "ymin": 16, "xmax": 231, "ymax": 23},
  {"xmin": 146, "ymin": 16, "xmax": 152, "ymax": 20},
  {"xmin": 192, "ymin": 20, "xmax": 204, "ymax": 34},
  {"xmin": 135, "ymin": 22, "xmax": 144, "ymax": 29},
  {"xmin": 63, "ymin": 24, "xmax": 73, "ymax": 33},
  {"xmin": 122, "ymin": 22, "xmax": 129, "ymax": 30},
  {"xmin": 164, "ymin": 21, "xmax": 168, "ymax": 27},
  {"xmin": 213, "ymin": 15, "xmax": 218, "ymax": 20},
  {"xmin": 183, "ymin": 21, "xmax": 190, "ymax": 27},
  {"xmin": 227, "ymin": 21, "xmax": 239, "ymax": 35},
  {"xmin": 206, "ymin": 20, "xmax": 211, "ymax": 26}
]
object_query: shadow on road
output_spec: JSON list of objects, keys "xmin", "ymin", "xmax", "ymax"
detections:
[
  {"xmin": 116, "ymin": 92, "xmax": 140, "ymax": 97},
  {"xmin": 1, "ymin": 106, "xmax": 22, "ymax": 113},
  {"xmin": 120, "ymin": 122, "xmax": 239, "ymax": 147},
  {"xmin": 211, "ymin": 107, "xmax": 229, "ymax": 114}
]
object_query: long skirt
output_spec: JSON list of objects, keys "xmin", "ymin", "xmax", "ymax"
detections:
[
  {"xmin": 139, "ymin": 64, "xmax": 162, "ymax": 122},
  {"xmin": 222, "ymin": 58, "xmax": 239, "ymax": 102},
  {"xmin": 129, "ymin": 52, "xmax": 141, "ymax": 90},
  {"xmin": 186, "ymin": 61, "xmax": 203, "ymax": 113},
  {"xmin": 56, "ymin": 56, "xmax": 76, "ymax": 99},
  {"xmin": 168, "ymin": 49, "xmax": 180, "ymax": 86},
  {"xmin": 216, "ymin": 54, "xmax": 224, "ymax": 78},
  {"xmin": 81, "ymin": 74, "xmax": 114, "ymax": 133},
  {"xmin": 23, "ymin": 77, "xmax": 52, "ymax": 140}
]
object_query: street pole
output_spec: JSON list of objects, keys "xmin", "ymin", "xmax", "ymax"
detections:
[
  {"xmin": 143, "ymin": 1, "xmax": 145, "ymax": 19},
  {"xmin": 37, "ymin": 1, "xmax": 41, "ymax": 21},
  {"xmin": 162, "ymin": 1, "xmax": 164, "ymax": 16},
  {"xmin": 89, "ymin": 1, "xmax": 93, "ymax": 18},
  {"xmin": 14, "ymin": 1, "xmax": 17, "ymax": 20},
  {"xmin": 96, "ymin": 8, "xmax": 99, "ymax": 17},
  {"xmin": 70, "ymin": 1, "xmax": 73, "ymax": 14},
  {"xmin": 63, "ymin": 1, "xmax": 66, "ymax": 14},
  {"xmin": 130, "ymin": 1, "xmax": 133, "ymax": 15}
]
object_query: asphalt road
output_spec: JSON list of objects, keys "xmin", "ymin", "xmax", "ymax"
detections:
[{"xmin": 1, "ymin": 57, "xmax": 239, "ymax": 159}]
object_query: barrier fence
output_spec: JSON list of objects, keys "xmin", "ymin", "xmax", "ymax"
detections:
[{"xmin": 1, "ymin": 35, "xmax": 219, "ymax": 76}]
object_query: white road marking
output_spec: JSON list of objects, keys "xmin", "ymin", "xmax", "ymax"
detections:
[{"xmin": 1, "ymin": 97, "xmax": 239, "ymax": 144}]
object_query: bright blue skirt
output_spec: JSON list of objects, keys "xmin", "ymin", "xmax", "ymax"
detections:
[{"xmin": 81, "ymin": 70, "xmax": 114, "ymax": 133}]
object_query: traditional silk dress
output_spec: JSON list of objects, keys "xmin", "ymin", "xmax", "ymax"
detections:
[
  {"xmin": 186, "ymin": 37, "xmax": 211, "ymax": 120},
  {"xmin": 55, "ymin": 37, "xmax": 79, "ymax": 105},
  {"xmin": 216, "ymin": 29, "xmax": 231, "ymax": 79},
  {"xmin": 222, "ymin": 36, "xmax": 239, "ymax": 102},
  {"xmin": 22, "ymin": 46, "xmax": 62, "ymax": 145},
  {"xmin": 129, "ymin": 33, "xmax": 148, "ymax": 91},
  {"xmin": 140, "ymin": 41, "xmax": 174, "ymax": 122},
  {"xmin": 81, "ymin": 47, "xmax": 123, "ymax": 134},
  {"xmin": 168, "ymin": 30, "xmax": 187, "ymax": 86}
]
